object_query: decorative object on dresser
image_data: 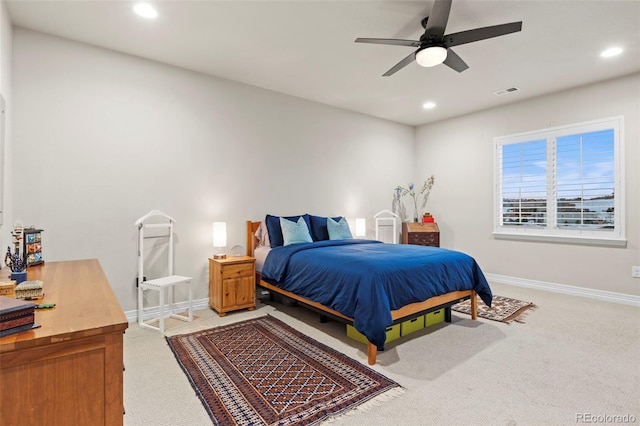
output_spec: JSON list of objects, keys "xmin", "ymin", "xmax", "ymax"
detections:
[
  {"xmin": 5, "ymin": 223, "xmax": 28, "ymax": 284},
  {"xmin": 209, "ymin": 255, "xmax": 256, "ymax": 316},
  {"xmin": 23, "ymin": 228, "xmax": 44, "ymax": 266},
  {"xmin": 0, "ymin": 295, "xmax": 39, "ymax": 337},
  {"xmin": 402, "ymin": 221, "xmax": 440, "ymax": 247},
  {"xmin": 136, "ymin": 210, "xmax": 193, "ymax": 334},
  {"xmin": 166, "ymin": 315, "xmax": 402, "ymax": 426},
  {"xmin": 0, "ymin": 279, "xmax": 16, "ymax": 298},
  {"xmin": 14, "ymin": 280, "xmax": 44, "ymax": 300},
  {"xmin": 5, "ymin": 245, "xmax": 26, "ymax": 284}
]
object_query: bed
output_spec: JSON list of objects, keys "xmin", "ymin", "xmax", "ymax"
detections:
[{"xmin": 246, "ymin": 217, "xmax": 492, "ymax": 365}]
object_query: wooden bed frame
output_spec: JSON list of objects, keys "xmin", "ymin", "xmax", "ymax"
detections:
[{"xmin": 246, "ymin": 221, "xmax": 477, "ymax": 365}]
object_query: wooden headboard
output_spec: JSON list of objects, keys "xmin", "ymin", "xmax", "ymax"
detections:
[{"xmin": 246, "ymin": 221, "xmax": 261, "ymax": 257}]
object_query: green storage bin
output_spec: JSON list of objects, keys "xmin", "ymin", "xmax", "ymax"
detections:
[
  {"xmin": 425, "ymin": 309, "xmax": 445, "ymax": 327},
  {"xmin": 400, "ymin": 315, "xmax": 425, "ymax": 336},
  {"xmin": 346, "ymin": 323, "xmax": 400, "ymax": 345}
]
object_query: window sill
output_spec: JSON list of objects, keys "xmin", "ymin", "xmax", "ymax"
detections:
[{"xmin": 492, "ymin": 232, "xmax": 627, "ymax": 248}]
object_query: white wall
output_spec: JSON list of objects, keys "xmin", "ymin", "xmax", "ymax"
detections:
[
  {"xmin": 12, "ymin": 29, "xmax": 415, "ymax": 311},
  {"xmin": 415, "ymin": 73, "xmax": 640, "ymax": 296},
  {"xmin": 0, "ymin": 0, "xmax": 12, "ymax": 251}
]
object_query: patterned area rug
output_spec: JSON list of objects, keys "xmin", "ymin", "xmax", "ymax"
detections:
[
  {"xmin": 166, "ymin": 315, "xmax": 402, "ymax": 425},
  {"xmin": 452, "ymin": 295, "xmax": 536, "ymax": 324}
]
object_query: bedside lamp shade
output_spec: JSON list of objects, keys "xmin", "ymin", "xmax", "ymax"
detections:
[
  {"xmin": 355, "ymin": 218, "xmax": 366, "ymax": 238},
  {"xmin": 212, "ymin": 222, "xmax": 227, "ymax": 259}
]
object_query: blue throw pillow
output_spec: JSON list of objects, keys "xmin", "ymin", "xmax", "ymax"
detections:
[
  {"xmin": 280, "ymin": 216, "xmax": 313, "ymax": 246},
  {"xmin": 309, "ymin": 215, "xmax": 343, "ymax": 241},
  {"xmin": 327, "ymin": 217, "xmax": 353, "ymax": 240},
  {"xmin": 265, "ymin": 214, "xmax": 312, "ymax": 247}
]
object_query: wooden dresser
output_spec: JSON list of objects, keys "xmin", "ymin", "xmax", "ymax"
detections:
[
  {"xmin": 0, "ymin": 259, "xmax": 128, "ymax": 426},
  {"xmin": 402, "ymin": 222, "xmax": 440, "ymax": 247}
]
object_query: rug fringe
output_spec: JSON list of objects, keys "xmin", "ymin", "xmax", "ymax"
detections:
[
  {"xmin": 512, "ymin": 304, "xmax": 537, "ymax": 324},
  {"xmin": 323, "ymin": 387, "xmax": 405, "ymax": 423}
]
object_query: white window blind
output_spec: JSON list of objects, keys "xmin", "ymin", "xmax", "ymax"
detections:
[
  {"xmin": 555, "ymin": 129, "xmax": 615, "ymax": 229},
  {"xmin": 494, "ymin": 117, "xmax": 625, "ymax": 246},
  {"xmin": 499, "ymin": 139, "xmax": 547, "ymax": 227}
]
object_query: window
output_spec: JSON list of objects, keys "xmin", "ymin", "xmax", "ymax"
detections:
[{"xmin": 494, "ymin": 117, "xmax": 625, "ymax": 246}]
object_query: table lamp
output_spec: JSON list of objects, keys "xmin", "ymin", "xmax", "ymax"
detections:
[{"xmin": 212, "ymin": 222, "xmax": 227, "ymax": 259}]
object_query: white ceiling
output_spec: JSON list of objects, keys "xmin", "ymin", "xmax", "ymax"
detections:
[{"xmin": 6, "ymin": 0, "xmax": 640, "ymax": 126}]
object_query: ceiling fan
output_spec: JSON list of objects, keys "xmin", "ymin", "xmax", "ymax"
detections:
[{"xmin": 355, "ymin": 0, "xmax": 522, "ymax": 76}]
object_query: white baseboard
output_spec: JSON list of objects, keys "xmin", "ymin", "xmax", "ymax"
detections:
[
  {"xmin": 485, "ymin": 273, "xmax": 640, "ymax": 307},
  {"xmin": 125, "ymin": 297, "xmax": 210, "ymax": 323}
]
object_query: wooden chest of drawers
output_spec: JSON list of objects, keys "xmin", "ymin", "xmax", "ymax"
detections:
[
  {"xmin": 0, "ymin": 260, "xmax": 128, "ymax": 426},
  {"xmin": 402, "ymin": 222, "xmax": 440, "ymax": 247}
]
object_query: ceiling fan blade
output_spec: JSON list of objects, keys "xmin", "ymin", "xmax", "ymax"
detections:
[
  {"xmin": 355, "ymin": 38, "xmax": 420, "ymax": 47},
  {"xmin": 383, "ymin": 51, "xmax": 417, "ymax": 77},
  {"xmin": 423, "ymin": 0, "xmax": 452, "ymax": 40},
  {"xmin": 444, "ymin": 22, "xmax": 523, "ymax": 48},
  {"xmin": 443, "ymin": 48, "xmax": 469, "ymax": 73}
]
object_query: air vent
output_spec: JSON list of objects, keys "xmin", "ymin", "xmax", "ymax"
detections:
[{"xmin": 493, "ymin": 86, "xmax": 520, "ymax": 96}]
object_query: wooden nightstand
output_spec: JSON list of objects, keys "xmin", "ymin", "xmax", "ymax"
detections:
[
  {"xmin": 209, "ymin": 256, "xmax": 256, "ymax": 316},
  {"xmin": 402, "ymin": 222, "xmax": 440, "ymax": 247}
]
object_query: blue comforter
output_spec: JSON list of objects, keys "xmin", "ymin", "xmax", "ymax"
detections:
[{"xmin": 261, "ymin": 240, "xmax": 492, "ymax": 350}]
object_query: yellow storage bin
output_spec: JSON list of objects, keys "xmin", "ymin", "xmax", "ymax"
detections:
[
  {"xmin": 346, "ymin": 323, "xmax": 400, "ymax": 345},
  {"xmin": 425, "ymin": 309, "xmax": 445, "ymax": 327},
  {"xmin": 400, "ymin": 315, "xmax": 424, "ymax": 336}
]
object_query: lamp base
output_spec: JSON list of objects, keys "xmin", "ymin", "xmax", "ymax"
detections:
[{"xmin": 213, "ymin": 254, "xmax": 227, "ymax": 259}]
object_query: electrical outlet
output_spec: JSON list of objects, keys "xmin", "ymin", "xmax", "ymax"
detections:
[{"xmin": 632, "ymin": 266, "xmax": 640, "ymax": 279}]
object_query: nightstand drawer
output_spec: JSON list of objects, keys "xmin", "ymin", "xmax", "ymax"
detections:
[{"xmin": 221, "ymin": 263, "xmax": 254, "ymax": 279}]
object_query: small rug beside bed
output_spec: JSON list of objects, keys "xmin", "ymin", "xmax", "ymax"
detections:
[
  {"xmin": 166, "ymin": 315, "xmax": 402, "ymax": 426},
  {"xmin": 452, "ymin": 294, "xmax": 536, "ymax": 324}
]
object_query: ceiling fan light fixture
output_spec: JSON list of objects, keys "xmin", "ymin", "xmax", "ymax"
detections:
[{"xmin": 415, "ymin": 46, "xmax": 448, "ymax": 67}]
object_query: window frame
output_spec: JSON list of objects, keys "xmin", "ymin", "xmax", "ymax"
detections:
[{"xmin": 493, "ymin": 116, "xmax": 625, "ymax": 247}]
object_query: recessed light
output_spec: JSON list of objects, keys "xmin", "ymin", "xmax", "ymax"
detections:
[
  {"xmin": 422, "ymin": 102, "xmax": 436, "ymax": 109},
  {"xmin": 600, "ymin": 47, "xmax": 623, "ymax": 58},
  {"xmin": 134, "ymin": 3, "xmax": 158, "ymax": 19}
]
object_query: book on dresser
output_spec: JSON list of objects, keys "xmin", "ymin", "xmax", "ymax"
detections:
[{"xmin": 0, "ymin": 295, "xmax": 40, "ymax": 337}]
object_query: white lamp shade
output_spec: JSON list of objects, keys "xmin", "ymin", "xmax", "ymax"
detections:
[
  {"xmin": 355, "ymin": 218, "xmax": 366, "ymax": 237},
  {"xmin": 212, "ymin": 222, "xmax": 227, "ymax": 248},
  {"xmin": 415, "ymin": 46, "xmax": 448, "ymax": 67}
]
